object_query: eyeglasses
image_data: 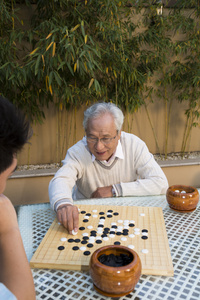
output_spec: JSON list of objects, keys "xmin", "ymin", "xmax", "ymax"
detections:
[{"xmin": 86, "ymin": 133, "xmax": 118, "ymax": 145}]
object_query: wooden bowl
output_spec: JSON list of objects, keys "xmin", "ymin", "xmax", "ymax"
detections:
[
  {"xmin": 89, "ymin": 245, "xmax": 142, "ymax": 297},
  {"xmin": 166, "ymin": 185, "xmax": 199, "ymax": 212}
]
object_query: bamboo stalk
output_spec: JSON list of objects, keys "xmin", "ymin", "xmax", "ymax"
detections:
[{"xmin": 144, "ymin": 102, "xmax": 161, "ymax": 156}]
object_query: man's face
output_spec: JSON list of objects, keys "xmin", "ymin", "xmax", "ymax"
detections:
[
  {"xmin": 86, "ymin": 113, "xmax": 121, "ymax": 161},
  {"xmin": 0, "ymin": 157, "xmax": 17, "ymax": 194}
]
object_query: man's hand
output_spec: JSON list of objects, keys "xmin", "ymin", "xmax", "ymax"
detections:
[
  {"xmin": 57, "ymin": 204, "xmax": 79, "ymax": 235},
  {"xmin": 91, "ymin": 185, "xmax": 113, "ymax": 198}
]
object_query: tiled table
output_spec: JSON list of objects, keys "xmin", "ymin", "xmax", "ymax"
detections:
[{"xmin": 17, "ymin": 191, "xmax": 200, "ymax": 300}]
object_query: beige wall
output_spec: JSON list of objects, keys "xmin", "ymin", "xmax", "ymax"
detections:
[
  {"xmin": 17, "ymin": 100, "xmax": 200, "ymax": 166},
  {"xmin": 5, "ymin": 164, "xmax": 200, "ymax": 206}
]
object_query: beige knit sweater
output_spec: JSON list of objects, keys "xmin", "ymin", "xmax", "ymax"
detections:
[{"xmin": 49, "ymin": 132, "xmax": 168, "ymax": 211}]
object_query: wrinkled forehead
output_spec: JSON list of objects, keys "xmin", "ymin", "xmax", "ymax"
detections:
[{"xmin": 86, "ymin": 113, "xmax": 117, "ymax": 134}]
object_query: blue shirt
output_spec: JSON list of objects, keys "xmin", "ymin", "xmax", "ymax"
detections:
[{"xmin": 0, "ymin": 283, "xmax": 17, "ymax": 300}]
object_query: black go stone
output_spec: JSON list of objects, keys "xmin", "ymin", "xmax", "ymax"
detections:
[
  {"xmin": 113, "ymin": 212, "xmax": 119, "ymax": 216},
  {"xmin": 107, "ymin": 210, "xmax": 113, "ymax": 213},
  {"xmin": 86, "ymin": 213, "xmax": 91, "ymax": 216},
  {"xmin": 101, "ymin": 234, "xmax": 108, "ymax": 238},
  {"xmin": 141, "ymin": 236, "xmax": 148, "ymax": 240},
  {"xmin": 90, "ymin": 230, "xmax": 97, "ymax": 235},
  {"xmin": 123, "ymin": 232, "xmax": 128, "ymax": 236},
  {"xmin": 83, "ymin": 251, "xmax": 91, "ymax": 256},
  {"xmin": 111, "ymin": 225, "xmax": 117, "ymax": 229},
  {"xmin": 114, "ymin": 241, "xmax": 121, "ymax": 245},
  {"xmin": 129, "ymin": 223, "xmax": 135, "ymax": 227},
  {"xmin": 96, "ymin": 240, "xmax": 102, "ymax": 244},
  {"xmin": 107, "ymin": 215, "xmax": 112, "ymax": 218},
  {"xmin": 100, "ymin": 216, "xmax": 105, "ymax": 220},
  {"xmin": 68, "ymin": 239, "xmax": 74, "ymax": 243},
  {"xmin": 110, "ymin": 231, "xmax": 115, "ymax": 235},
  {"xmin": 58, "ymin": 246, "xmax": 65, "ymax": 250},
  {"xmin": 142, "ymin": 229, "xmax": 148, "ymax": 233},
  {"xmin": 83, "ymin": 219, "xmax": 89, "ymax": 223},
  {"xmin": 74, "ymin": 239, "xmax": 81, "ymax": 243},
  {"xmin": 104, "ymin": 227, "xmax": 110, "ymax": 232},
  {"xmin": 87, "ymin": 243, "xmax": 94, "ymax": 248},
  {"xmin": 81, "ymin": 240, "xmax": 87, "ymax": 244},
  {"xmin": 116, "ymin": 232, "xmax": 122, "ymax": 236},
  {"xmin": 98, "ymin": 224, "xmax": 104, "ymax": 228},
  {"xmin": 99, "ymin": 212, "xmax": 105, "ymax": 215},
  {"xmin": 79, "ymin": 226, "xmax": 85, "ymax": 230},
  {"xmin": 83, "ymin": 236, "xmax": 89, "ymax": 240},
  {"xmin": 81, "ymin": 211, "xmax": 86, "ymax": 214},
  {"xmin": 72, "ymin": 246, "xmax": 79, "ymax": 251}
]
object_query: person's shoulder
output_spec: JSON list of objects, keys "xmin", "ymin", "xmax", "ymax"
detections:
[
  {"xmin": 67, "ymin": 137, "xmax": 91, "ymax": 160},
  {"xmin": 121, "ymin": 131, "xmax": 145, "ymax": 145}
]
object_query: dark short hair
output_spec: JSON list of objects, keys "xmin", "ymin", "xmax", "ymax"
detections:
[{"xmin": 0, "ymin": 96, "xmax": 31, "ymax": 174}]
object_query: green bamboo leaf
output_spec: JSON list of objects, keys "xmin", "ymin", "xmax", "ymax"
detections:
[
  {"xmin": 81, "ymin": 23, "xmax": 85, "ymax": 37},
  {"xmin": 66, "ymin": 62, "xmax": 74, "ymax": 76},
  {"xmin": 35, "ymin": 55, "xmax": 41, "ymax": 76},
  {"xmin": 49, "ymin": 71, "xmax": 54, "ymax": 86},
  {"xmin": 54, "ymin": 71, "xmax": 62, "ymax": 86}
]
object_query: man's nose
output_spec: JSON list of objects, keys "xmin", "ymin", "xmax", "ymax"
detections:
[{"xmin": 95, "ymin": 139, "xmax": 105, "ymax": 150}]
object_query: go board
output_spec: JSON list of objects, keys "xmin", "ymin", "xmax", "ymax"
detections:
[{"xmin": 30, "ymin": 205, "xmax": 174, "ymax": 276}]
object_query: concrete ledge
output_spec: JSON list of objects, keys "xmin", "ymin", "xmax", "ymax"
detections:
[
  {"xmin": 9, "ymin": 157, "xmax": 200, "ymax": 179},
  {"xmin": 156, "ymin": 157, "xmax": 200, "ymax": 167},
  {"xmin": 10, "ymin": 168, "xmax": 59, "ymax": 178},
  {"xmin": 5, "ymin": 159, "xmax": 200, "ymax": 206}
]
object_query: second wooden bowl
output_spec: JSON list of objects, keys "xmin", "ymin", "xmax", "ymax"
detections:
[
  {"xmin": 166, "ymin": 185, "xmax": 199, "ymax": 212},
  {"xmin": 89, "ymin": 245, "xmax": 142, "ymax": 298}
]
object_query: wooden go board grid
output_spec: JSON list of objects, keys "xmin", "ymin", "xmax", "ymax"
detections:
[{"xmin": 30, "ymin": 205, "xmax": 174, "ymax": 276}]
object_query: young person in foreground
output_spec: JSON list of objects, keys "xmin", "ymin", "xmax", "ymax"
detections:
[
  {"xmin": 0, "ymin": 96, "xmax": 36, "ymax": 300},
  {"xmin": 49, "ymin": 102, "xmax": 168, "ymax": 235}
]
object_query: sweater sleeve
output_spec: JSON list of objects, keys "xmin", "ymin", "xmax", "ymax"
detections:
[
  {"xmin": 48, "ymin": 144, "xmax": 85, "ymax": 211},
  {"xmin": 120, "ymin": 141, "xmax": 168, "ymax": 196}
]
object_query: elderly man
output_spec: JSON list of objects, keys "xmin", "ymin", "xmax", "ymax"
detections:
[{"xmin": 49, "ymin": 102, "xmax": 168, "ymax": 234}]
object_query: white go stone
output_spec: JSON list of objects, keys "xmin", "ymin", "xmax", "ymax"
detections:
[
  {"xmin": 92, "ymin": 209, "xmax": 98, "ymax": 213},
  {"xmin": 92, "ymin": 214, "xmax": 98, "ymax": 218},
  {"xmin": 140, "ymin": 213, "xmax": 145, "ymax": 217},
  {"xmin": 84, "ymin": 215, "xmax": 89, "ymax": 219},
  {"xmin": 142, "ymin": 232, "xmax": 148, "ymax": 236},
  {"xmin": 121, "ymin": 237, "xmax": 127, "ymax": 241},
  {"xmin": 134, "ymin": 228, "xmax": 140, "ymax": 232},
  {"xmin": 88, "ymin": 239, "xmax": 95, "ymax": 244},
  {"xmin": 118, "ymin": 220, "xmax": 123, "ymax": 223},
  {"xmin": 129, "ymin": 234, "xmax": 135, "ymax": 238},
  {"xmin": 80, "ymin": 246, "xmax": 87, "ymax": 251},
  {"xmin": 141, "ymin": 249, "xmax": 149, "ymax": 254},
  {"xmin": 117, "ymin": 226, "xmax": 123, "ymax": 230},
  {"xmin": 128, "ymin": 245, "xmax": 135, "ymax": 249},
  {"xmin": 134, "ymin": 231, "xmax": 140, "ymax": 235},
  {"xmin": 123, "ymin": 225, "xmax": 129, "ymax": 230},
  {"xmin": 87, "ymin": 225, "xmax": 93, "ymax": 229},
  {"xmin": 82, "ymin": 232, "xmax": 89, "ymax": 236},
  {"xmin": 109, "ymin": 234, "xmax": 115, "ymax": 238},
  {"xmin": 103, "ymin": 237, "xmax": 109, "ymax": 241},
  {"xmin": 111, "ymin": 222, "xmax": 117, "ymax": 226},
  {"xmin": 60, "ymin": 237, "xmax": 67, "ymax": 242},
  {"xmin": 72, "ymin": 230, "xmax": 78, "ymax": 236}
]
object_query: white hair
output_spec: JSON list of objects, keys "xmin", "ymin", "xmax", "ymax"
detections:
[{"xmin": 83, "ymin": 102, "xmax": 124, "ymax": 131}]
